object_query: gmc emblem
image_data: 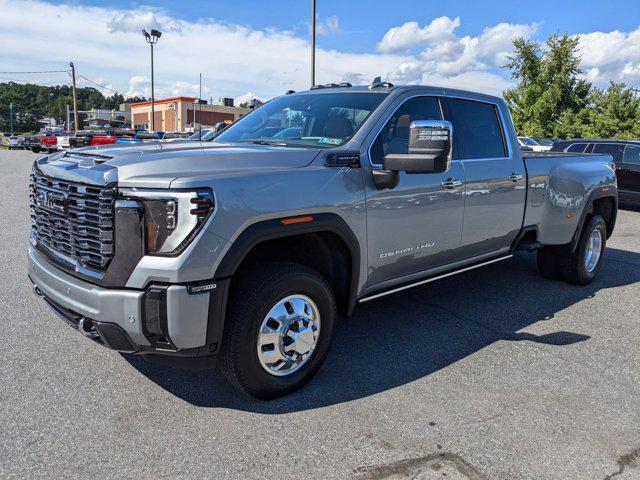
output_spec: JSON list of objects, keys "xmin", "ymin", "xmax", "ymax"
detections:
[{"xmin": 36, "ymin": 191, "xmax": 67, "ymax": 214}]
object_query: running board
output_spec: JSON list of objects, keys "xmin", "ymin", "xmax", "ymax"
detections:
[{"xmin": 359, "ymin": 254, "xmax": 514, "ymax": 303}]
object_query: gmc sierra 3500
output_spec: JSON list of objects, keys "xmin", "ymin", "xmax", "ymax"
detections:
[{"xmin": 28, "ymin": 81, "xmax": 618, "ymax": 399}]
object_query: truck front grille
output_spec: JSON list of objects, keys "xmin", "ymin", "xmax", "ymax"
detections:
[{"xmin": 29, "ymin": 168, "xmax": 116, "ymax": 273}]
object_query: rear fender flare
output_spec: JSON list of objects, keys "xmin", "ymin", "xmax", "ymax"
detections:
[{"xmin": 570, "ymin": 188, "xmax": 618, "ymax": 252}]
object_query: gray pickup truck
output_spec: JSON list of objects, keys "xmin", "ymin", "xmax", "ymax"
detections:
[{"xmin": 28, "ymin": 82, "xmax": 618, "ymax": 398}]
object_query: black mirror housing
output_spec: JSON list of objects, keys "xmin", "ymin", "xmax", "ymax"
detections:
[{"xmin": 383, "ymin": 120, "xmax": 453, "ymax": 174}]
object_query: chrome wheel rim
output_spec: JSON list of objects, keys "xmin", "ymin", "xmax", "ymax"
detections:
[
  {"xmin": 584, "ymin": 229, "xmax": 603, "ymax": 273},
  {"xmin": 257, "ymin": 295, "xmax": 321, "ymax": 377}
]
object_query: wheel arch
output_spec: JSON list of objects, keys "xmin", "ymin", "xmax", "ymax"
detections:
[
  {"xmin": 214, "ymin": 213, "xmax": 361, "ymax": 316},
  {"xmin": 570, "ymin": 189, "xmax": 618, "ymax": 252}
]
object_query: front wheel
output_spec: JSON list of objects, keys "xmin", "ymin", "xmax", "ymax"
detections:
[{"xmin": 220, "ymin": 262, "xmax": 336, "ymax": 399}]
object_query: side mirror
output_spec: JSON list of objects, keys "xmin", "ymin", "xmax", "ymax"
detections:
[{"xmin": 383, "ymin": 120, "xmax": 453, "ymax": 174}]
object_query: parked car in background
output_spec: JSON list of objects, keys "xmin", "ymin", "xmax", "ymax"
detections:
[
  {"xmin": 90, "ymin": 135, "xmax": 117, "ymax": 147},
  {"xmin": 551, "ymin": 139, "xmax": 640, "ymax": 203},
  {"xmin": 531, "ymin": 138, "xmax": 556, "ymax": 148},
  {"xmin": 162, "ymin": 132, "xmax": 190, "ymax": 140},
  {"xmin": 23, "ymin": 134, "xmax": 42, "ymax": 152},
  {"xmin": 39, "ymin": 133, "xmax": 58, "ymax": 153},
  {"xmin": 55, "ymin": 131, "xmax": 75, "ymax": 149},
  {"xmin": 69, "ymin": 131, "xmax": 112, "ymax": 148},
  {"xmin": 7, "ymin": 135, "xmax": 25, "ymax": 149},
  {"xmin": 517, "ymin": 136, "xmax": 551, "ymax": 152},
  {"xmin": 116, "ymin": 131, "xmax": 164, "ymax": 145}
]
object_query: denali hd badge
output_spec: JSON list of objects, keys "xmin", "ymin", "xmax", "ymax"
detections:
[{"xmin": 379, "ymin": 242, "xmax": 436, "ymax": 259}]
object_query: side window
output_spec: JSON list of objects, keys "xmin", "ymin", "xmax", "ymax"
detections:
[
  {"xmin": 567, "ymin": 143, "xmax": 587, "ymax": 153},
  {"xmin": 446, "ymin": 98, "xmax": 507, "ymax": 159},
  {"xmin": 592, "ymin": 143, "xmax": 625, "ymax": 162},
  {"xmin": 622, "ymin": 145, "xmax": 640, "ymax": 164},
  {"xmin": 370, "ymin": 96, "xmax": 442, "ymax": 165}
]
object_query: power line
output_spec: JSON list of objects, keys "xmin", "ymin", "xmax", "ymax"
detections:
[
  {"xmin": 76, "ymin": 74, "xmax": 121, "ymax": 95},
  {"xmin": 0, "ymin": 75, "xmax": 71, "ymax": 86},
  {"xmin": 0, "ymin": 70, "xmax": 70, "ymax": 74}
]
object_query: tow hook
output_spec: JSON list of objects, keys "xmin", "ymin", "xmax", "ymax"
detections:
[{"xmin": 78, "ymin": 318, "xmax": 100, "ymax": 339}]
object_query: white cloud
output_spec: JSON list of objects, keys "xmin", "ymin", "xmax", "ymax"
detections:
[
  {"xmin": 107, "ymin": 11, "xmax": 182, "ymax": 34},
  {"xmin": 377, "ymin": 16, "xmax": 461, "ymax": 54},
  {"xmin": 317, "ymin": 15, "xmax": 339, "ymax": 36},
  {"xmin": 0, "ymin": 1, "xmax": 637, "ymax": 102},
  {"xmin": 234, "ymin": 92, "xmax": 263, "ymax": 106},
  {"xmin": 382, "ymin": 18, "xmax": 539, "ymax": 81},
  {"xmin": 576, "ymin": 28, "xmax": 640, "ymax": 87},
  {"xmin": 126, "ymin": 75, "xmax": 150, "ymax": 98}
]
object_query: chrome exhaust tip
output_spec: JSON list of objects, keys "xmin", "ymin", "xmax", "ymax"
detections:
[{"xmin": 33, "ymin": 284, "xmax": 44, "ymax": 297}]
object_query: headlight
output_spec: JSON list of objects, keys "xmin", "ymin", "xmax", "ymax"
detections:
[{"xmin": 119, "ymin": 188, "xmax": 214, "ymax": 255}]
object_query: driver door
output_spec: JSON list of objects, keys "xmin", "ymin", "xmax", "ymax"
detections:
[{"xmin": 363, "ymin": 95, "xmax": 466, "ymax": 289}]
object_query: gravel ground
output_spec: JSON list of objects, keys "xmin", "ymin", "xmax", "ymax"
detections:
[{"xmin": 0, "ymin": 149, "xmax": 639, "ymax": 479}]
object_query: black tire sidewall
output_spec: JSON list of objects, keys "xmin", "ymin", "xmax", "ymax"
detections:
[
  {"xmin": 229, "ymin": 268, "xmax": 336, "ymax": 397},
  {"xmin": 575, "ymin": 216, "xmax": 607, "ymax": 283}
]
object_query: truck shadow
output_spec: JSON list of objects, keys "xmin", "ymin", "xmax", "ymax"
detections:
[{"xmin": 123, "ymin": 246, "xmax": 640, "ymax": 412}]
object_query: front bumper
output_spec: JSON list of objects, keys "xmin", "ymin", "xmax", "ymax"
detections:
[{"xmin": 28, "ymin": 246, "xmax": 228, "ymax": 356}]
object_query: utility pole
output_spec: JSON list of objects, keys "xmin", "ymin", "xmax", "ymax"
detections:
[
  {"xmin": 198, "ymin": 73, "xmax": 202, "ymax": 140},
  {"xmin": 9, "ymin": 102, "xmax": 13, "ymax": 135},
  {"xmin": 150, "ymin": 42, "xmax": 155, "ymax": 130},
  {"xmin": 69, "ymin": 62, "xmax": 79, "ymax": 130},
  {"xmin": 66, "ymin": 104, "xmax": 70, "ymax": 130},
  {"xmin": 311, "ymin": 0, "xmax": 316, "ymax": 87},
  {"xmin": 48, "ymin": 90, "xmax": 53, "ymax": 128},
  {"xmin": 142, "ymin": 29, "xmax": 162, "ymax": 131}
]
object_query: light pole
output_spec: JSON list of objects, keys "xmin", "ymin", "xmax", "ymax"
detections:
[
  {"xmin": 142, "ymin": 28, "xmax": 162, "ymax": 131},
  {"xmin": 311, "ymin": 0, "xmax": 316, "ymax": 87},
  {"xmin": 48, "ymin": 91, "xmax": 53, "ymax": 127}
]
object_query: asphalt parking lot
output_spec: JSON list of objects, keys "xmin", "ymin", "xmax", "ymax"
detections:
[{"xmin": 0, "ymin": 148, "xmax": 639, "ymax": 479}]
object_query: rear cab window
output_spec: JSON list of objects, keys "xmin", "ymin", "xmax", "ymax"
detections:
[{"xmin": 446, "ymin": 98, "xmax": 507, "ymax": 159}]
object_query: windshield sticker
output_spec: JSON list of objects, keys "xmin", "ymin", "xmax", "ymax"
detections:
[{"xmin": 318, "ymin": 137, "xmax": 343, "ymax": 145}]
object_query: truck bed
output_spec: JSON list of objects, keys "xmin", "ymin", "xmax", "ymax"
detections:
[{"xmin": 521, "ymin": 150, "xmax": 616, "ymax": 247}]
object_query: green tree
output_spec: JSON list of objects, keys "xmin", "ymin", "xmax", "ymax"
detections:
[
  {"xmin": 583, "ymin": 82, "xmax": 640, "ymax": 138},
  {"xmin": 504, "ymin": 33, "xmax": 591, "ymax": 137}
]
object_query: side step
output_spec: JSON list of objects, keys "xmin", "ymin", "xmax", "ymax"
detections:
[{"xmin": 359, "ymin": 255, "xmax": 513, "ymax": 303}]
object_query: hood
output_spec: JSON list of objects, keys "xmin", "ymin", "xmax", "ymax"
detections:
[{"xmin": 35, "ymin": 141, "xmax": 322, "ymax": 188}]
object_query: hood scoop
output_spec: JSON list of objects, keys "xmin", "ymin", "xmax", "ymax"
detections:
[{"xmin": 63, "ymin": 151, "xmax": 114, "ymax": 167}]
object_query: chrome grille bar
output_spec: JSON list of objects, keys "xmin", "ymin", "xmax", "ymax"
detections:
[{"xmin": 29, "ymin": 168, "xmax": 116, "ymax": 273}]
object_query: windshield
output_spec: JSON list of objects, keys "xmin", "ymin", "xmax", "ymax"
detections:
[
  {"xmin": 214, "ymin": 92, "xmax": 387, "ymax": 148},
  {"xmin": 189, "ymin": 129, "xmax": 212, "ymax": 140},
  {"xmin": 533, "ymin": 138, "xmax": 553, "ymax": 146},
  {"xmin": 519, "ymin": 137, "xmax": 540, "ymax": 146}
]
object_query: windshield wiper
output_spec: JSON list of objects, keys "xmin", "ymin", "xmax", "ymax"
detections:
[{"xmin": 247, "ymin": 139, "xmax": 288, "ymax": 147}]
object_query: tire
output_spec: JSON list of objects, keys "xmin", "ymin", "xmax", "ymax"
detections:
[
  {"xmin": 220, "ymin": 262, "xmax": 336, "ymax": 399},
  {"xmin": 536, "ymin": 247, "xmax": 563, "ymax": 280},
  {"xmin": 560, "ymin": 215, "xmax": 607, "ymax": 285},
  {"xmin": 31, "ymin": 147, "xmax": 40, "ymax": 153}
]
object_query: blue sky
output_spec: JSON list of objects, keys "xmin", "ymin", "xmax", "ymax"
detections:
[
  {"xmin": 48, "ymin": 0, "xmax": 640, "ymax": 52},
  {"xmin": 2, "ymin": 0, "xmax": 639, "ymax": 101}
]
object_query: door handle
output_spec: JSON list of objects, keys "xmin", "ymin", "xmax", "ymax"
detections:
[
  {"xmin": 441, "ymin": 178, "xmax": 463, "ymax": 188},
  {"xmin": 509, "ymin": 173, "xmax": 524, "ymax": 182}
]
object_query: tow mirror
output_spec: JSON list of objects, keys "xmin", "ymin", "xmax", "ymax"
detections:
[{"xmin": 383, "ymin": 120, "xmax": 453, "ymax": 174}]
